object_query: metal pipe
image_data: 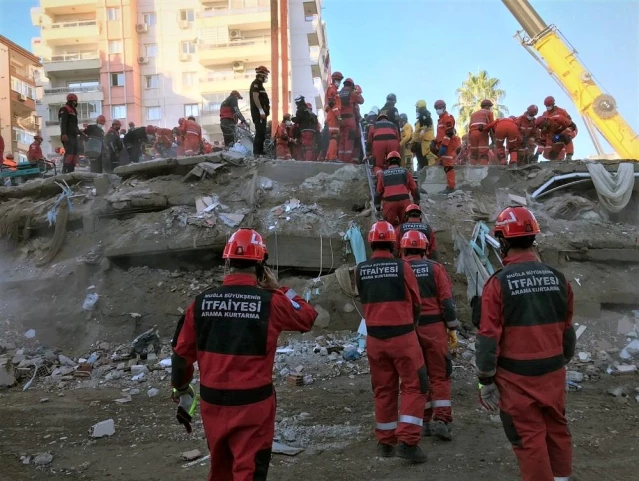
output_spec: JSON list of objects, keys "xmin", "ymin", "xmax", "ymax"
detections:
[
  {"xmin": 501, "ymin": 0, "xmax": 548, "ymax": 38},
  {"xmin": 270, "ymin": 0, "xmax": 279, "ymax": 137},
  {"xmin": 280, "ymin": 0, "xmax": 289, "ymax": 115}
]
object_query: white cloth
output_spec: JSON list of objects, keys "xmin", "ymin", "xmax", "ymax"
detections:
[{"xmin": 586, "ymin": 162, "xmax": 635, "ymax": 213}]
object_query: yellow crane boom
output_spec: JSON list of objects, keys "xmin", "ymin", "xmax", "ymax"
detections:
[{"xmin": 502, "ymin": 0, "xmax": 639, "ymax": 159}]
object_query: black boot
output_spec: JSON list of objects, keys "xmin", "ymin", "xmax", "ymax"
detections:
[
  {"xmin": 397, "ymin": 442, "xmax": 427, "ymax": 463},
  {"xmin": 376, "ymin": 442, "xmax": 396, "ymax": 458}
]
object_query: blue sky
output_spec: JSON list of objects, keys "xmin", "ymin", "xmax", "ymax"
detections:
[{"xmin": 2, "ymin": 0, "xmax": 637, "ymax": 157}]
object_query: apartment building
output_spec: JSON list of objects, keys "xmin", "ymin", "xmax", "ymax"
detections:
[
  {"xmin": 31, "ymin": 0, "xmax": 330, "ymax": 156},
  {"xmin": 0, "ymin": 36, "xmax": 41, "ymax": 161}
]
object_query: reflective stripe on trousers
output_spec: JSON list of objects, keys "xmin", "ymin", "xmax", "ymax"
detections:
[
  {"xmin": 398, "ymin": 415, "xmax": 423, "ymax": 427},
  {"xmin": 554, "ymin": 478, "xmax": 569, "ymax": 481},
  {"xmin": 425, "ymin": 400, "xmax": 452, "ymax": 409},
  {"xmin": 376, "ymin": 421, "xmax": 398, "ymax": 430}
]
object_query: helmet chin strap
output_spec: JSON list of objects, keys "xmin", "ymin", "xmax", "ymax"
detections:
[{"xmin": 499, "ymin": 237, "xmax": 511, "ymax": 258}]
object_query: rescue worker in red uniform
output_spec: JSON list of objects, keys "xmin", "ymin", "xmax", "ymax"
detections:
[
  {"xmin": 305, "ymin": 102, "xmax": 321, "ymax": 161},
  {"xmin": 375, "ymin": 152, "xmax": 420, "ymax": 227},
  {"xmin": 395, "ymin": 204, "xmax": 439, "ymax": 261},
  {"xmin": 59, "ymin": 93, "xmax": 80, "ymax": 173},
  {"xmin": 355, "ymin": 221, "xmax": 428, "ymax": 463},
  {"xmin": 220, "ymin": 90, "xmax": 247, "ymax": 147},
  {"xmin": 367, "ymin": 113, "xmax": 400, "ymax": 173},
  {"xmin": 483, "ymin": 117, "xmax": 522, "ymax": 165},
  {"xmin": 433, "ymin": 100, "xmax": 459, "ymax": 194},
  {"xmin": 468, "ymin": 99, "xmax": 495, "ymax": 165},
  {"xmin": 352, "ymin": 85, "xmax": 365, "ymax": 162},
  {"xmin": 179, "ymin": 116, "xmax": 202, "ymax": 156},
  {"xmin": 324, "ymin": 71, "xmax": 343, "ymax": 161},
  {"xmin": 542, "ymin": 96, "xmax": 576, "ymax": 160},
  {"xmin": 27, "ymin": 135, "xmax": 44, "ymax": 163},
  {"xmin": 456, "ymin": 134, "xmax": 470, "ymax": 165},
  {"xmin": 476, "ymin": 206, "xmax": 575, "ymax": 481},
  {"xmin": 171, "ymin": 228, "xmax": 317, "ymax": 481},
  {"xmin": 153, "ymin": 128, "xmax": 174, "ymax": 158},
  {"xmin": 400, "ymin": 230, "xmax": 458, "ymax": 441},
  {"xmin": 275, "ymin": 114, "xmax": 293, "ymax": 160},
  {"xmin": 337, "ymin": 78, "xmax": 364, "ymax": 163},
  {"xmin": 515, "ymin": 105, "xmax": 539, "ymax": 164}
]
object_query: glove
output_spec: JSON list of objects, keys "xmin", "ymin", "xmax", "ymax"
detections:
[
  {"xmin": 447, "ymin": 330, "xmax": 458, "ymax": 351},
  {"xmin": 61, "ymin": 134, "xmax": 69, "ymax": 142},
  {"xmin": 478, "ymin": 381, "xmax": 500, "ymax": 412},
  {"xmin": 438, "ymin": 145, "xmax": 447, "ymax": 157},
  {"xmin": 172, "ymin": 385, "xmax": 197, "ymax": 433}
]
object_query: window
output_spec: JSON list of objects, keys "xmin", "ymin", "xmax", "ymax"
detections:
[
  {"xmin": 108, "ymin": 40, "xmax": 123, "ymax": 54},
  {"xmin": 67, "ymin": 80, "xmax": 99, "ymax": 90},
  {"xmin": 142, "ymin": 13, "xmax": 157, "ymax": 26},
  {"xmin": 107, "ymin": 7, "xmax": 120, "ymax": 21},
  {"xmin": 179, "ymin": 9, "xmax": 195, "ymax": 22},
  {"xmin": 111, "ymin": 104, "xmax": 127, "ymax": 119},
  {"xmin": 111, "ymin": 72, "xmax": 125, "ymax": 87},
  {"xmin": 182, "ymin": 72, "xmax": 197, "ymax": 87},
  {"xmin": 145, "ymin": 74, "xmax": 159, "ymax": 89},
  {"xmin": 181, "ymin": 41, "xmax": 196, "ymax": 54},
  {"xmin": 145, "ymin": 44, "xmax": 158, "ymax": 58},
  {"xmin": 202, "ymin": 92, "xmax": 227, "ymax": 113},
  {"xmin": 146, "ymin": 107, "xmax": 161, "ymax": 121},
  {"xmin": 10, "ymin": 77, "xmax": 36, "ymax": 99},
  {"xmin": 184, "ymin": 104, "xmax": 199, "ymax": 117},
  {"xmin": 49, "ymin": 102, "xmax": 101, "ymax": 122},
  {"xmin": 13, "ymin": 127, "xmax": 35, "ymax": 145}
]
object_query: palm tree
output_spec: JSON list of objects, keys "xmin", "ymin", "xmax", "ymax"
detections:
[{"xmin": 453, "ymin": 70, "xmax": 508, "ymax": 135}]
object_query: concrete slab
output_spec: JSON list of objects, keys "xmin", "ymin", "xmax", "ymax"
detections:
[
  {"xmin": 258, "ymin": 160, "xmax": 354, "ymax": 184},
  {"xmin": 113, "ymin": 158, "xmax": 178, "ymax": 176},
  {"xmin": 419, "ymin": 165, "xmax": 492, "ymax": 193},
  {"xmin": 264, "ymin": 234, "xmax": 345, "ymax": 271}
]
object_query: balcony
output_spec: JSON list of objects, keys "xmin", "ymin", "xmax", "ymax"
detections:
[
  {"xmin": 41, "ymin": 0, "xmax": 96, "ymax": 15},
  {"xmin": 303, "ymin": 0, "xmax": 319, "ymax": 16},
  {"xmin": 310, "ymin": 46, "xmax": 328, "ymax": 80},
  {"xmin": 42, "ymin": 86, "xmax": 103, "ymax": 105},
  {"xmin": 41, "ymin": 20, "xmax": 101, "ymax": 46},
  {"xmin": 43, "ymin": 52, "xmax": 101, "ymax": 76},
  {"xmin": 199, "ymin": 36, "xmax": 270, "ymax": 67},
  {"xmin": 200, "ymin": 72, "xmax": 253, "ymax": 93},
  {"xmin": 11, "ymin": 91, "xmax": 37, "ymax": 114},
  {"xmin": 198, "ymin": 0, "xmax": 270, "ymax": 30}
]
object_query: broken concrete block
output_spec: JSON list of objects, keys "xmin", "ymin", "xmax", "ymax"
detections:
[
  {"xmin": 90, "ymin": 419, "xmax": 115, "ymax": 438},
  {"xmin": 130, "ymin": 365, "xmax": 149, "ymax": 376},
  {"xmin": 147, "ymin": 388, "xmax": 160, "ymax": 398},
  {"xmin": 93, "ymin": 176, "xmax": 110, "ymax": 196},
  {"xmin": 181, "ymin": 449, "xmax": 202, "ymax": 461},
  {"xmin": 566, "ymin": 371, "xmax": 584, "ymax": 383},
  {"xmin": 577, "ymin": 352, "xmax": 592, "ymax": 362},
  {"xmin": 313, "ymin": 305, "xmax": 331, "ymax": 329},
  {"xmin": 0, "ymin": 357, "xmax": 16, "ymax": 388},
  {"xmin": 58, "ymin": 354, "xmax": 76, "ymax": 367},
  {"xmin": 508, "ymin": 193, "xmax": 527, "ymax": 206},
  {"xmin": 33, "ymin": 452, "xmax": 53, "ymax": 466}
]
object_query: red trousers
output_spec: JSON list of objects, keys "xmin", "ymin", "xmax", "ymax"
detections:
[
  {"xmin": 368, "ymin": 331, "xmax": 428, "ymax": 446},
  {"xmin": 496, "ymin": 369, "xmax": 572, "ymax": 481},
  {"xmin": 275, "ymin": 142, "xmax": 291, "ymax": 160},
  {"xmin": 382, "ymin": 198, "xmax": 411, "ymax": 227},
  {"xmin": 184, "ymin": 134, "xmax": 200, "ymax": 156},
  {"xmin": 325, "ymin": 112, "xmax": 340, "ymax": 161},
  {"xmin": 416, "ymin": 323, "xmax": 452, "ymax": 423},
  {"xmin": 301, "ymin": 130, "xmax": 316, "ymax": 161},
  {"xmin": 438, "ymin": 135, "xmax": 460, "ymax": 189},
  {"xmin": 201, "ymin": 395, "xmax": 275, "ymax": 481},
  {"xmin": 372, "ymin": 139, "xmax": 400, "ymax": 171},
  {"xmin": 468, "ymin": 129, "xmax": 490, "ymax": 165},
  {"xmin": 338, "ymin": 118, "xmax": 357, "ymax": 163},
  {"xmin": 291, "ymin": 142, "xmax": 303, "ymax": 161},
  {"xmin": 494, "ymin": 123, "xmax": 521, "ymax": 165}
]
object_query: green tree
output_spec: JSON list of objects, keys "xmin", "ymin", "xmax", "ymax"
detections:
[{"xmin": 453, "ymin": 70, "xmax": 508, "ymax": 135}]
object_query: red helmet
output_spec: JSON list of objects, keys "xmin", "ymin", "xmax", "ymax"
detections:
[
  {"xmin": 178, "ymin": 117, "xmax": 185, "ymax": 125},
  {"xmin": 255, "ymin": 65, "xmax": 270, "ymax": 75},
  {"xmin": 6, "ymin": 153, "xmax": 14, "ymax": 160},
  {"xmin": 480, "ymin": 99, "xmax": 493, "ymax": 108},
  {"xmin": 386, "ymin": 151, "xmax": 402, "ymax": 163},
  {"xmin": 331, "ymin": 71, "xmax": 344, "ymax": 81},
  {"xmin": 368, "ymin": 221, "xmax": 396, "ymax": 244},
  {"xmin": 112, "ymin": 119, "xmax": 121, "ymax": 128},
  {"xmin": 343, "ymin": 77, "xmax": 354, "ymax": 86},
  {"xmin": 405, "ymin": 204, "xmax": 422, "ymax": 217},
  {"xmin": 544, "ymin": 96, "xmax": 555, "ymax": 107},
  {"xmin": 146, "ymin": 125, "xmax": 156, "ymax": 134},
  {"xmin": 305, "ymin": 102, "xmax": 313, "ymax": 110},
  {"xmin": 494, "ymin": 206, "xmax": 541, "ymax": 239},
  {"xmin": 230, "ymin": 90, "xmax": 243, "ymax": 99},
  {"xmin": 526, "ymin": 105, "xmax": 538, "ymax": 116},
  {"xmin": 222, "ymin": 228, "xmax": 266, "ymax": 261},
  {"xmin": 66, "ymin": 93, "xmax": 78, "ymax": 102},
  {"xmin": 535, "ymin": 116, "xmax": 548, "ymax": 129},
  {"xmin": 434, "ymin": 99, "xmax": 446, "ymax": 109},
  {"xmin": 96, "ymin": 115, "xmax": 106, "ymax": 125},
  {"xmin": 400, "ymin": 230, "xmax": 430, "ymax": 252}
]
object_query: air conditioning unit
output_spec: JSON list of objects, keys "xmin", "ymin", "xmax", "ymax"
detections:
[
  {"xmin": 180, "ymin": 53, "xmax": 192, "ymax": 62},
  {"xmin": 179, "ymin": 20, "xmax": 190, "ymax": 29},
  {"xmin": 18, "ymin": 94, "xmax": 27, "ymax": 101},
  {"xmin": 232, "ymin": 61, "xmax": 245, "ymax": 72},
  {"xmin": 137, "ymin": 56, "xmax": 149, "ymax": 65},
  {"xmin": 229, "ymin": 29, "xmax": 242, "ymax": 39},
  {"xmin": 136, "ymin": 23, "xmax": 148, "ymax": 33}
]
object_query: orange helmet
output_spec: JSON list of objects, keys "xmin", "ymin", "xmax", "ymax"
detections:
[
  {"xmin": 480, "ymin": 99, "xmax": 493, "ymax": 108},
  {"xmin": 96, "ymin": 115, "xmax": 106, "ymax": 125},
  {"xmin": 112, "ymin": 119, "xmax": 122, "ymax": 127},
  {"xmin": 494, "ymin": 206, "xmax": 541, "ymax": 239},
  {"xmin": 343, "ymin": 77, "xmax": 354, "ymax": 86},
  {"xmin": 223, "ymin": 228, "xmax": 266, "ymax": 262},
  {"xmin": 386, "ymin": 151, "xmax": 402, "ymax": 164},
  {"xmin": 331, "ymin": 71, "xmax": 344, "ymax": 81},
  {"xmin": 405, "ymin": 204, "xmax": 422, "ymax": 217},
  {"xmin": 146, "ymin": 125, "xmax": 156, "ymax": 134},
  {"xmin": 305, "ymin": 102, "xmax": 313, "ymax": 110},
  {"xmin": 400, "ymin": 230, "xmax": 429, "ymax": 252},
  {"xmin": 434, "ymin": 99, "xmax": 446, "ymax": 110},
  {"xmin": 66, "ymin": 93, "xmax": 78, "ymax": 102},
  {"xmin": 526, "ymin": 105, "xmax": 538, "ymax": 116},
  {"xmin": 255, "ymin": 66, "xmax": 270, "ymax": 75},
  {"xmin": 544, "ymin": 96, "xmax": 555, "ymax": 107},
  {"xmin": 368, "ymin": 221, "xmax": 396, "ymax": 244}
]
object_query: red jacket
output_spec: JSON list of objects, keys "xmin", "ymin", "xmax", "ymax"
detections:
[
  {"xmin": 180, "ymin": 119, "xmax": 202, "ymax": 141},
  {"xmin": 172, "ymin": 273, "xmax": 317, "ymax": 399},
  {"xmin": 375, "ymin": 166, "xmax": 419, "ymax": 202},
  {"xmin": 275, "ymin": 122, "xmax": 290, "ymax": 145},
  {"xmin": 484, "ymin": 117, "xmax": 517, "ymax": 132},
  {"xmin": 27, "ymin": 141, "xmax": 43, "ymax": 161},
  {"xmin": 154, "ymin": 128, "xmax": 173, "ymax": 148},
  {"xmin": 475, "ymin": 251, "xmax": 575, "ymax": 381},
  {"xmin": 542, "ymin": 106, "xmax": 571, "ymax": 122},
  {"xmin": 468, "ymin": 109, "xmax": 494, "ymax": 132},
  {"xmin": 367, "ymin": 119, "xmax": 399, "ymax": 151},
  {"xmin": 355, "ymin": 250, "xmax": 421, "ymax": 339},
  {"xmin": 436, "ymin": 112, "xmax": 456, "ymax": 146},
  {"xmin": 395, "ymin": 221, "xmax": 439, "ymax": 261},
  {"xmin": 337, "ymin": 86, "xmax": 364, "ymax": 118},
  {"xmin": 325, "ymin": 84, "xmax": 341, "ymax": 114},
  {"xmin": 404, "ymin": 255, "xmax": 458, "ymax": 330},
  {"xmin": 515, "ymin": 114, "xmax": 538, "ymax": 142}
]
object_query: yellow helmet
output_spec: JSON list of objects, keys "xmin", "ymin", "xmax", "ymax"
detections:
[{"xmin": 415, "ymin": 100, "xmax": 427, "ymax": 109}]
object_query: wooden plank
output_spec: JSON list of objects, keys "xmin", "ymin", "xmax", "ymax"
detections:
[{"xmin": 561, "ymin": 249, "xmax": 639, "ymax": 263}]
